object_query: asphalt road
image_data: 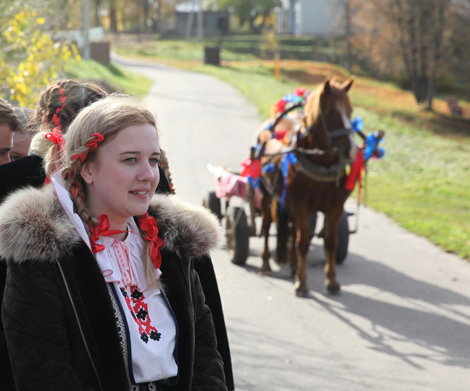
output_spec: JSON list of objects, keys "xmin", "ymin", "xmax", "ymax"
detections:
[{"xmin": 113, "ymin": 53, "xmax": 470, "ymax": 391}]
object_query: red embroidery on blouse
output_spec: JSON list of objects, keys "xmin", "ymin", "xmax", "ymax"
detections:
[{"xmin": 120, "ymin": 286, "xmax": 161, "ymax": 343}]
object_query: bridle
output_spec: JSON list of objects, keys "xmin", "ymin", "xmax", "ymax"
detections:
[{"xmin": 305, "ymin": 105, "xmax": 354, "ymax": 151}]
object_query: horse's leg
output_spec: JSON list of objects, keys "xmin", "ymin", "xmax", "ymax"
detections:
[
  {"xmin": 275, "ymin": 206, "xmax": 290, "ymax": 265},
  {"xmin": 323, "ymin": 211, "xmax": 342, "ymax": 294},
  {"xmin": 260, "ymin": 188, "xmax": 272, "ymax": 274},
  {"xmin": 288, "ymin": 218, "xmax": 297, "ymax": 278},
  {"xmin": 247, "ymin": 183, "xmax": 257, "ymax": 236},
  {"xmin": 293, "ymin": 214, "xmax": 310, "ymax": 297}
]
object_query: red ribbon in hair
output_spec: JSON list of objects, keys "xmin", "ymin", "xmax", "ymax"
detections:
[
  {"xmin": 138, "ymin": 213, "xmax": 165, "ymax": 269},
  {"xmin": 45, "ymin": 130, "xmax": 65, "ymax": 149},
  {"xmin": 72, "ymin": 133, "xmax": 105, "ymax": 163},
  {"xmin": 89, "ymin": 215, "xmax": 128, "ymax": 253}
]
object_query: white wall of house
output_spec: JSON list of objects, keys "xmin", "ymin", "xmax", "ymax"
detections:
[{"xmin": 276, "ymin": 0, "xmax": 344, "ymax": 36}]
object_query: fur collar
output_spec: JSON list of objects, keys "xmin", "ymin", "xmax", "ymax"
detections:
[{"xmin": 0, "ymin": 185, "xmax": 221, "ymax": 263}]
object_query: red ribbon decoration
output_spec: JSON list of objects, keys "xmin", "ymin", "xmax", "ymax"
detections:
[
  {"xmin": 345, "ymin": 148, "xmax": 365, "ymax": 196},
  {"xmin": 72, "ymin": 133, "xmax": 105, "ymax": 163},
  {"xmin": 294, "ymin": 86, "xmax": 307, "ymax": 97},
  {"xmin": 45, "ymin": 130, "xmax": 65, "ymax": 149},
  {"xmin": 275, "ymin": 98, "xmax": 287, "ymax": 114},
  {"xmin": 138, "ymin": 213, "xmax": 165, "ymax": 269},
  {"xmin": 52, "ymin": 113, "xmax": 61, "ymax": 128},
  {"xmin": 89, "ymin": 215, "xmax": 128, "ymax": 253},
  {"xmin": 240, "ymin": 158, "xmax": 262, "ymax": 180}
]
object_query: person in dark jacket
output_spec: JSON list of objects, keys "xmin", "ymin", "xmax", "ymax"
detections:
[
  {"xmin": 0, "ymin": 95, "xmax": 227, "ymax": 391},
  {"xmin": 0, "ymin": 98, "xmax": 19, "ymax": 166},
  {"xmin": 0, "ymin": 79, "xmax": 234, "ymax": 391}
]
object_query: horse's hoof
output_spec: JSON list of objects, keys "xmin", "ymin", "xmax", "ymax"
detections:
[
  {"xmin": 325, "ymin": 280, "xmax": 341, "ymax": 294},
  {"xmin": 275, "ymin": 257, "xmax": 288, "ymax": 266},
  {"xmin": 295, "ymin": 289, "xmax": 309, "ymax": 298},
  {"xmin": 259, "ymin": 266, "xmax": 272, "ymax": 276},
  {"xmin": 295, "ymin": 282, "xmax": 309, "ymax": 297}
]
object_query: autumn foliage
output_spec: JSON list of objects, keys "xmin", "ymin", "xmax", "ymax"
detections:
[{"xmin": 0, "ymin": 9, "xmax": 80, "ymax": 107}]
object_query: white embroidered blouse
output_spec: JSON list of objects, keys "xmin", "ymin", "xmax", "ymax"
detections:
[{"xmin": 51, "ymin": 170, "xmax": 178, "ymax": 384}]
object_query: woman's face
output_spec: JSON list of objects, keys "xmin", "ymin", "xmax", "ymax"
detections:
[{"xmin": 81, "ymin": 123, "xmax": 161, "ymax": 229}]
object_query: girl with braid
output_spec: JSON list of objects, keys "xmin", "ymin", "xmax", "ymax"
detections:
[
  {"xmin": 0, "ymin": 80, "xmax": 108, "ymax": 203},
  {"xmin": 0, "ymin": 96, "xmax": 227, "ymax": 391},
  {"xmin": 30, "ymin": 79, "xmax": 108, "ymax": 176}
]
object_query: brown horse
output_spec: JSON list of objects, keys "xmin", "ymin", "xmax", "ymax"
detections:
[{"xmin": 259, "ymin": 78, "xmax": 357, "ymax": 296}]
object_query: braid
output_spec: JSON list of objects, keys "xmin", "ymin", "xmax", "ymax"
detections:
[
  {"xmin": 62, "ymin": 141, "xmax": 100, "ymax": 229},
  {"xmin": 136, "ymin": 217, "xmax": 165, "ymax": 291},
  {"xmin": 44, "ymin": 142, "xmax": 63, "ymax": 176},
  {"xmin": 160, "ymin": 149, "xmax": 175, "ymax": 194}
]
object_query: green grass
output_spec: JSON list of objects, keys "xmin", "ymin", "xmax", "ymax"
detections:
[
  {"xmin": 115, "ymin": 38, "xmax": 257, "ymax": 62},
  {"xmin": 103, "ymin": 37, "xmax": 470, "ymax": 260},
  {"xmin": 65, "ymin": 58, "xmax": 152, "ymax": 96},
  {"xmin": 352, "ymin": 107, "xmax": 470, "ymax": 259}
]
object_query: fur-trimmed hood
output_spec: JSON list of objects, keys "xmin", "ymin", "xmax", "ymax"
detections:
[{"xmin": 0, "ymin": 185, "xmax": 221, "ymax": 264}]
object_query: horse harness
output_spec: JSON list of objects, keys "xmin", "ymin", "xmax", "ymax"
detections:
[{"xmin": 260, "ymin": 104, "xmax": 353, "ymax": 185}]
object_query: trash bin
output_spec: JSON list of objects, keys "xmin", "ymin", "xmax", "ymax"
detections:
[{"xmin": 204, "ymin": 46, "xmax": 220, "ymax": 66}]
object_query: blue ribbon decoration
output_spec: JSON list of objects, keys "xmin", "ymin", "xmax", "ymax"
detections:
[
  {"xmin": 351, "ymin": 116, "xmax": 363, "ymax": 133},
  {"xmin": 364, "ymin": 131, "xmax": 385, "ymax": 160},
  {"xmin": 247, "ymin": 176, "xmax": 260, "ymax": 188},
  {"xmin": 262, "ymin": 163, "xmax": 276, "ymax": 173}
]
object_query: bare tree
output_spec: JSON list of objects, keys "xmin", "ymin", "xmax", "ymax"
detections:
[{"xmin": 352, "ymin": 0, "xmax": 451, "ymax": 108}]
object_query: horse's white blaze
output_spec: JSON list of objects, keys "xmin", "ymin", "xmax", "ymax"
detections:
[{"xmin": 338, "ymin": 103, "xmax": 358, "ymax": 161}]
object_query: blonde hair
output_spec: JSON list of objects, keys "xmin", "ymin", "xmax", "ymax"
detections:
[{"xmin": 60, "ymin": 95, "xmax": 160, "ymax": 288}]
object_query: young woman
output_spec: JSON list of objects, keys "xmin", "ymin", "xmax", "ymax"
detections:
[{"xmin": 0, "ymin": 96, "xmax": 227, "ymax": 391}]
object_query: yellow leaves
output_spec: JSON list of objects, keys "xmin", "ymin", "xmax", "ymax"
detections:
[{"xmin": 1, "ymin": 8, "xmax": 81, "ymax": 107}]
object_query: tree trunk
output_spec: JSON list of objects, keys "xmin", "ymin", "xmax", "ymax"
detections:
[
  {"xmin": 426, "ymin": 1, "xmax": 447, "ymax": 111},
  {"xmin": 142, "ymin": 0, "xmax": 150, "ymax": 32},
  {"xmin": 418, "ymin": 2, "xmax": 430, "ymax": 103},
  {"xmin": 394, "ymin": 0, "xmax": 421, "ymax": 101},
  {"xmin": 94, "ymin": 0, "xmax": 102, "ymax": 27},
  {"xmin": 344, "ymin": 0, "xmax": 353, "ymax": 71},
  {"xmin": 109, "ymin": 0, "xmax": 118, "ymax": 32}
]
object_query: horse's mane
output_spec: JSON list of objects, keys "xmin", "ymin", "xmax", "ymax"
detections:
[{"xmin": 303, "ymin": 78, "xmax": 351, "ymax": 130}]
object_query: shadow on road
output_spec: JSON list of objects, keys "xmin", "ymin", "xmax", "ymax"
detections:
[{"xmin": 228, "ymin": 240, "xmax": 470, "ymax": 370}]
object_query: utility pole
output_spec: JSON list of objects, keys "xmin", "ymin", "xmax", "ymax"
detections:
[
  {"xmin": 82, "ymin": 0, "xmax": 90, "ymax": 60},
  {"xmin": 197, "ymin": 0, "xmax": 203, "ymax": 42},
  {"xmin": 185, "ymin": 0, "xmax": 196, "ymax": 41}
]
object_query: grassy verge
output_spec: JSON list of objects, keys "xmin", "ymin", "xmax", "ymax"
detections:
[
  {"xmin": 65, "ymin": 58, "xmax": 152, "ymax": 97},
  {"xmin": 111, "ymin": 37, "xmax": 470, "ymax": 260}
]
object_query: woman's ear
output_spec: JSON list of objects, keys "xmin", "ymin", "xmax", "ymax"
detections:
[{"xmin": 80, "ymin": 161, "xmax": 95, "ymax": 184}]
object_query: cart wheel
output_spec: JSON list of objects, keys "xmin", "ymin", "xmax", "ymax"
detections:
[
  {"xmin": 308, "ymin": 213, "xmax": 317, "ymax": 242},
  {"xmin": 336, "ymin": 211, "xmax": 349, "ymax": 264},
  {"xmin": 225, "ymin": 206, "xmax": 249, "ymax": 265},
  {"xmin": 203, "ymin": 191, "xmax": 222, "ymax": 221}
]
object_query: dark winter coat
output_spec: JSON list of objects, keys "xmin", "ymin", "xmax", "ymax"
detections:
[
  {"xmin": 0, "ymin": 184, "xmax": 228, "ymax": 391},
  {"xmin": 0, "ymin": 157, "xmax": 234, "ymax": 390},
  {"xmin": 0, "ymin": 155, "xmax": 46, "ymax": 203}
]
